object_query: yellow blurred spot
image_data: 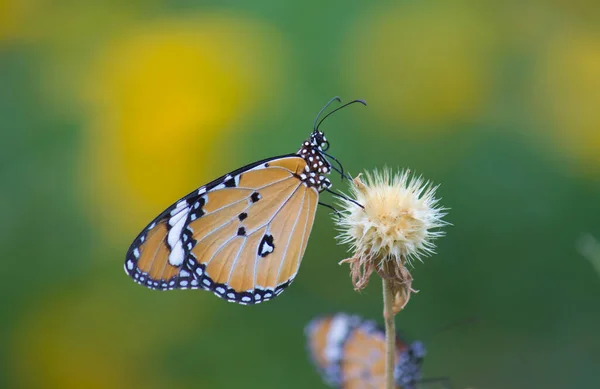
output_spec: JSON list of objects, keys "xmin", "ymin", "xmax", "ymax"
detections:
[
  {"xmin": 0, "ymin": 1, "xmax": 162, "ymax": 113},
  {"xmin": 344, "ymin": 3, "xmax": 496, "ymax": 132},
  {"xmin": 0, "ymin": 0, "xmax": 29, "ymax": 42},
  {"xmin": 532, "ymin": 28, "xmax": 600, "ymax": 172},
  {"xmin": 11, "ymin": 283, "xmax": 198, "ymax": 389},
  {"xmin": 80, "ymin": 15, "xmax": 284, "ymax": 236},
  {"xmin": 1, "ymin": 1, "xmax": 157, "ymax": 45}
]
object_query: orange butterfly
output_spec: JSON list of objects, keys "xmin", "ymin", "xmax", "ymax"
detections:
[
  {"xmin": 305, "ymin": 313, "xmax": 426, "ymax": 389},
  {"xmin": 124, "ymin": 98, "xmax": 365, "ymax": 304}
]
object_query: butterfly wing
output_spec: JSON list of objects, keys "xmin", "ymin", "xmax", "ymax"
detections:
[
  {"xmin": 124, "ymin": 154, "xmax": 319, "ymax": 305},
  {"xmin": 341, "ymin": 322, "xmax": 425, "ymax": 389},
  {"xmin": 338, "ymin": 321, "xmax": 390, "ymax": 389},
  {"xmin": 305, "ymin": 314, "xmax": 361, "ymax": 387},
  {"xmin": 305, "ymin": 314, "xmax": 425, "ymax": 389}
]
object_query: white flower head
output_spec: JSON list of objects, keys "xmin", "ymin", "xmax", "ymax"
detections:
[{"xmin": 336, "ymin": 168, "xmax": 448, "ymax": 269}]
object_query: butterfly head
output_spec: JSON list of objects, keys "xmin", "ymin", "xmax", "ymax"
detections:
[
  {"xmin": 407, "ymin": 340, "xmax": 426, "ymax": 363},
  {"xmin": 395, "ymin": 340, "xmax": 426, "ymax": 388},
  {"xmin": 309, "ymin": 130, "xmax": 330, "ymax": 151}
]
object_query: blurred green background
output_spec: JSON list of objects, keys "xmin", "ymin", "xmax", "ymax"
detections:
[{"xmin": 2, "ymin": 1, "xmax": 600, "ymax": 388}]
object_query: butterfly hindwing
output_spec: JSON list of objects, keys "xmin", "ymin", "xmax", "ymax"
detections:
[
  {"xmin": 340, "ymin": 322, "xmax": 389, "ymax": 389},
  {"xmin": 305, "ymin": 314, "xmax": 426, "ymax": 389},
  {"xmin": 125, "ymin": 154, "xmax": 319, "ymax": 304},
  {"xmin": 306, "ymin": 314, "xmax": 358, "ymax": 387}
]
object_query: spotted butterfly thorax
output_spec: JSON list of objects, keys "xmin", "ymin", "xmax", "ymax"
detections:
[{"xmin": 305, "ymin": 313, "xmax": 426, "ymax": 389}]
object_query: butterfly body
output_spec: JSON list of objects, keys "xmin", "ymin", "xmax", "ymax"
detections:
[
  {"xmin": 306, "ymin": 314, "xmax": 426, "ymax": 389},
  {"xmin": 124, "ymin": 130, "xmax": 333, "ymax": 305}
]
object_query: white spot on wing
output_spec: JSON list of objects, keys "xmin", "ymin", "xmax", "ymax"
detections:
[
  {"xmin": 325, "ymin": 315, "xmax": 350, "ymax": 363},
  {"xmin": 170, "ymin": 199, "xmax": 188, "ymax": 216},
  {"xmin": 169, "ymin": 242, "xmax": 185, "ymax": 267},
  {"xmin": 167, "ymin": 205, "xmax": 190, "ymax": 266},
  {"xmin": 133, "ymin": 248, "xmax": 140, "ymax": 259},
  {"xmin": 260, "ymin": 243, "xmax": 274, "ymax": 256}
]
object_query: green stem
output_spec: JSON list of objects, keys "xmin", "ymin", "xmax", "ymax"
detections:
[{"xmin": 382, "ymin": 277, "xmax": 396, "ymax": 389}]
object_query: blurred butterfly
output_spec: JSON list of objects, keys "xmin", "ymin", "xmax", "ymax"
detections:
[
  {"xmin": 124, "ymin": 97, "xmax": 366, "ymax": 305},
  {"xmin": 305, "ymin": 313, "xmax": 427, "ymax": 389}
]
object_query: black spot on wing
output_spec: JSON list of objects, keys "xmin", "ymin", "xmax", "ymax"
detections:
[
  {"xmin": 190, "ymin": 196, "xmax": 206, "ymax": 220},
  {"xmin": 224, "ymin": 176, "xmax": 236, "ymax": 187},
  {"xmin": 250, "ymin": 192, "xmax": 261, "ymax": 203},
  {"xmin": 237, "ymin": 227, "xmax": 246, "ymax": 236},
  {"xmin": 238, "ymin": 212, "xmax": 248, "ymax": 221},
  {"xmin": 258, "ymin": 234, "xmax": 275, "ymax": 257}
]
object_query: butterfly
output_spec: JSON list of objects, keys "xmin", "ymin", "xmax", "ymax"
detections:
[
  {"xmin": 305, "ymin": 313, "xmax": 427, "ymax": 389},
  {"xmin": 124, "ymin": 97, "xmax": 366, "ymax": 305}
]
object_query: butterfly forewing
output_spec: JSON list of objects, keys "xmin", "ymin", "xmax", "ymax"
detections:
[{"xmin": 125, "ymin": 155, "xmax": 320, "ymax": 304}]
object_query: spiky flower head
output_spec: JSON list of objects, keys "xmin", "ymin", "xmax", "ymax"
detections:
[{"xmin": 336, "ymin": 168, "xmax": 448, "ymax": 309}]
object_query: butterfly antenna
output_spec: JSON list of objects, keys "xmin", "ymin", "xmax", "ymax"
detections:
[
  {"xmin": 314, "ymin": 96, "xmax": 342, "ymax": 131},
  {"xmin": 316, "ymin": 99, "xmax": 367, "ymax": 131}
]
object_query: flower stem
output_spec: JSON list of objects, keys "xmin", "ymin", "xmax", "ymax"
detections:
[{"xmin": 382, "ymin": 277, "xmax": 396, "ymax": 389}]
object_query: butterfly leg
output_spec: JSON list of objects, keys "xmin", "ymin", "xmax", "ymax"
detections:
[
  {"xmin": 325, "ymin": 188, "xmax": 364, "ymax": 209},
  {"xmin": 318, "ymin": 201, "xmax": 342, "ymax": 217},
  {"xmin": 321, "ymin": 151, "xmax": 353, "ymax": 181},
  {"xmin": 330, "ymin": 164, "xmax": 353, "ymax": 182}
]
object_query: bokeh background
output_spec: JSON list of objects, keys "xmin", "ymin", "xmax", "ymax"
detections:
[{"xmin": 2, "ymin": 1, "xmax": 600, "ymax": 388}]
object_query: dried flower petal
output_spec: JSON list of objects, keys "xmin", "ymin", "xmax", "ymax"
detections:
[{"xmin": 339, "ymin": 256, "xmax": 376, "ymax": 290}]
